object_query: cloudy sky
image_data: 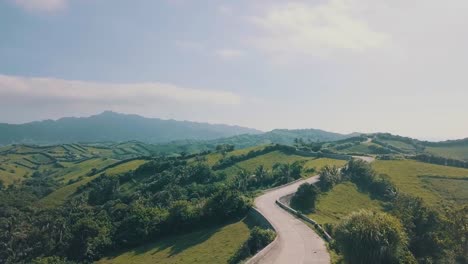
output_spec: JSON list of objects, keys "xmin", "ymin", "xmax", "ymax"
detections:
[{"xmin": 1, "ymin": 0, "xmax": 467, "ymax": 140}]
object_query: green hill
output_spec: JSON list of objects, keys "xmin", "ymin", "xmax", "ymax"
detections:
[{"xmin": 0, "ymin": 142, "xmax": 349, "ymax": 264}]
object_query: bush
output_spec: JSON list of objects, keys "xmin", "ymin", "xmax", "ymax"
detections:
[
  {"xmin": 342, "ymin": 159, "xmax": 375, "ymax": 189},
  {"xmin": 203, "ymin": 189, "xmax": 251, "ymax": 223},
  {"xmin": 317, "ymin": 165, "xmax": 342, "ymax": 191},
  {"xmin": 229, "ymin": 227, "xmax": 275, "ymax": 264},
  {"xmin": 290, "ymin": 183, "xmax": 320, "ymax": 212},
  {"xmin": 334, "ymin": 210, "xmax": 410, "ymax": 264}
]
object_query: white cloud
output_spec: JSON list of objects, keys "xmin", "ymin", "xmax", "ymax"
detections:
[
  {"xmin": 0, "ymin": 75, "xmax": 241, "ymax": 106},
  {"xmin": 13, "ymin": 0, "xmax": 67, "ymax": 12},
  {"xmin": 215, "ymin": 49, "xmax": 244, "ymax": 60},
  {"xmin": 248, "ymin": 0, "xmax": 389, "ymax": 58}
]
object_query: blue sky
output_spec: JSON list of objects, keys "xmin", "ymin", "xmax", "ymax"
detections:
[{"xmin": 1, "ymin": 0, "xmax": 468, "ymax": 140}]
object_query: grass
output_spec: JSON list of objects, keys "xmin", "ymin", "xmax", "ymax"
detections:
[
  {"xmin": 97, "ymin": 219, "xmax": 252, "ymax": 264},
  {"xmin": 53, "ymin": 158, "xmax": 117, "ymax": 183},
  {"xmin": 379, "ymin": 139, "xmax": 416, "ymax": 152},
  {"xmin": 425, "ymin": 146, "xmax": 468, "ymax": 161},
  {"xmin": 307, "ymin": 182, "xmax": 383, "ymax": 225},
  {"xmin": 104, "ymin": 159, "xmax": 148, "ymax": 176},
  {"xmin": 420, "ymin": 176, "xmax": 468, "ymax": 204},
  {"xmin": 339, "ymin": 142, "xmax": 379, "ymax": 154},
  {"xmin": 373, "ymin": 160, "xmax": 468, "ymax": 207},
  {"xmin": 39, "ymin": 159, "xmax": 147, "ymax": 207}
]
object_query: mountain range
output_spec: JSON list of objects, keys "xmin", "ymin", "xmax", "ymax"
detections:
[{"xmin": 0, "ymin": 111, "xmax": 361, "ymax": 146}]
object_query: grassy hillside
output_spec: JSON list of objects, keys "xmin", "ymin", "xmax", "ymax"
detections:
[
  {"xmin": 0, "ymin": 142, "xmax": 153, "ymax": 186},
  {"xmin": 307, "ymin": 182, "xmax": 383, "ymax": 225},
  {"xmin": 39, "ymin": 159, "xmax": 147, "ymax": 207},
  {"xmin": 372, "ymin": 160, "xmax": 468, "ymax": 207},
  {"xmin": 425, "ymin": 145, "xmax": 468, "ymax": 161},
  {"xmin": 308, "ymin": 160, "xmax": 468, "ymax": 226},
  {"xmin": 97, "ymin": 218, "xmax": 253, "ymax": 264}
]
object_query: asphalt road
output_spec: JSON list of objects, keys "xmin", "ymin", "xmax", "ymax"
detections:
[{"xmin": 251, "ymin": 176, "xmax": 330, "ymax": 264}]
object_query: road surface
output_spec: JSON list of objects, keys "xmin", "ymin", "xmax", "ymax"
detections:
[
  {"xmin": 250, "ymin": 176, "xmax": 330, "ymax": 264},
  {"xmin": 249, "ymin": 156, "xmax": 374, "ymax": 264}
]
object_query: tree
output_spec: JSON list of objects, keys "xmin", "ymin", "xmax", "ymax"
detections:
[
  {"xmin": 115, "ymin": 203, "xmax": 168, "ymax": 247},
  {"xmin": 216, "ymin": 144, "xmax": 235, "ymax": 157},
  {"xmin": 342, "ymin": 159, "xmax": 376, "ymax": 189},
  {"xmin": 67, "ymin": 216, "xmax": 112, "ymax": 261},
  {"xmin": 204, "ymin": 189, "xmax": 251, "ymax": 222},
  {"xmin": 254, "ymin": 165, "xmax": 272, "ymax": 187},
  {"xmin": 445, "ymin": 205, "xmax": 468, "ymax": 261},
  {"xmin": 87, "ymin": 175, "xmax": 119, "ymax": 205},
  {"xmin": 317, "ymin": 165, "xmax": 341, "ymax": 191},
  {"xmin": 290, "ymin": 183, "xmax": 319, "ymax": 212},
  {"xmin": 272, "ymin": 162, "xmax": 303, "ymax": 185},
  {"xmin": 335, "ymin": 210, "xmax": 412, "ymax": 264},
  {"xmin": 390, "ymin": 194, "xmax": 447, "ymax": 262},
  {"xmin": 167, "ymin": 200, "xmax": 201, "ymax": 230}
]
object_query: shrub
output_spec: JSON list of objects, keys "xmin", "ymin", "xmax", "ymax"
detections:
[
  {"xmin": 290, "ymin": 183, "xmax": 320, "ymax": 212},
  {"xmin": 317, "ymin": 165, "xmax": 342, "ymax": 191},
  {"xmin": 229, "ymin": 227, "xmax": 275, "ymax": 264},
  {"xmin": 334, "ymin": 210, "xmax": 410, "ymax": 264}
]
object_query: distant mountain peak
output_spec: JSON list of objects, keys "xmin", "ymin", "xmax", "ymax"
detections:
[{"xmin": 0, "ymin": 112, "xmax": 261, "ymax": 145}]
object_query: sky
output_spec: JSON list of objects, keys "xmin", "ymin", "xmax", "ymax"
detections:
[{"xmin": 1, "ymin": 0, "xmax": 468, "ymax": 140}]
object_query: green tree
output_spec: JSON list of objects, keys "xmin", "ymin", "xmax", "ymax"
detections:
[
  {"xmin": 317, "ymin": 165, "xmax": 341, "ymax": 191},
  {"xmin": 204, "ymin": 189, "xmax": 251, "ymax": 222},
  {"xmin": 342, "ymin": 159, "xmax": 376, "ymax": 189},
  {"xmin": 335, "ymin": 210, "xmax": 412, "ymax": 264},
  {"xmin": 67, "ymin": 216, "xmax": 112, "ymax": 261},
  {"xmin": 290, "ymin": 183, "xmax": 320, "ymax": 212},
  {"xmin": 390, "ymin": 194, "xmax": 448, "ymax": 262}
]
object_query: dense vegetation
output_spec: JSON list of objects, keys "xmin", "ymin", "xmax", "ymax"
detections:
[
  {"xmin": 0, "ymin": 160, "xmax": 249, "ymax": 263},
  {"xmin": 0, "ymin": 142, "xmax": 322, "ymax": 264},
  {"xmin": 2, "ymin": 130, "xmax": 468, "ymax": 264},
  {"xmin": 290, "ymin": 183, "xmax": 320, "ymax": 212},
  {"xmin": 314, "ymin": 159, "xmax": 468, "ymax": 264},
  {"xmin": 334, "ymin": 210, "xmax": 413, "ymax": 264}
]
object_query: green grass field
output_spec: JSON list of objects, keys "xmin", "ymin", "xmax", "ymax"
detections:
[
  {"xmin": 97, "ymin": 219, "xmax": 252, "ymax": 264},
  {"xmin": 379, "ymin": 139, "xmax": 416, "ymax": 152},
  {"xmin": 425, "ymin": 146, "xmax": 468, "ymax": 161},
  {"xmin": 420, "ymin": 176, "xmax": 468, "ymax": 204},
  {"xmin": 104, "ymin": 159, "xmax": 148, "ymax": 176},
  {"xmin": 307, "ymin": 182, "xmax": 383, "ymax": 225},
  {"xmin": 54, "ymin": 158, "xmax": 118, "ymax": 183},
  {"xmin": 373, "ymin": 160, "xmax": 468, "ymax": 207}
]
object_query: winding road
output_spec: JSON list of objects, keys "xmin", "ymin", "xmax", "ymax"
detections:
[
  {"xmin": 248, "ymin": 175, "xmax": 330, "ymax": 264},
  {"xmin": 248, "ymin": 156, "xmax": 374, "ymax": 264}
]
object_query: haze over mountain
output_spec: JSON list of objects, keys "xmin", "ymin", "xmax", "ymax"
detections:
[
  {"xmin": 0, "ymin": 111, "xmax": 363, "ymax": 146},
  {"xmin": 0, "ymin": 111, "xmax": 262, "ymax": 145}
]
